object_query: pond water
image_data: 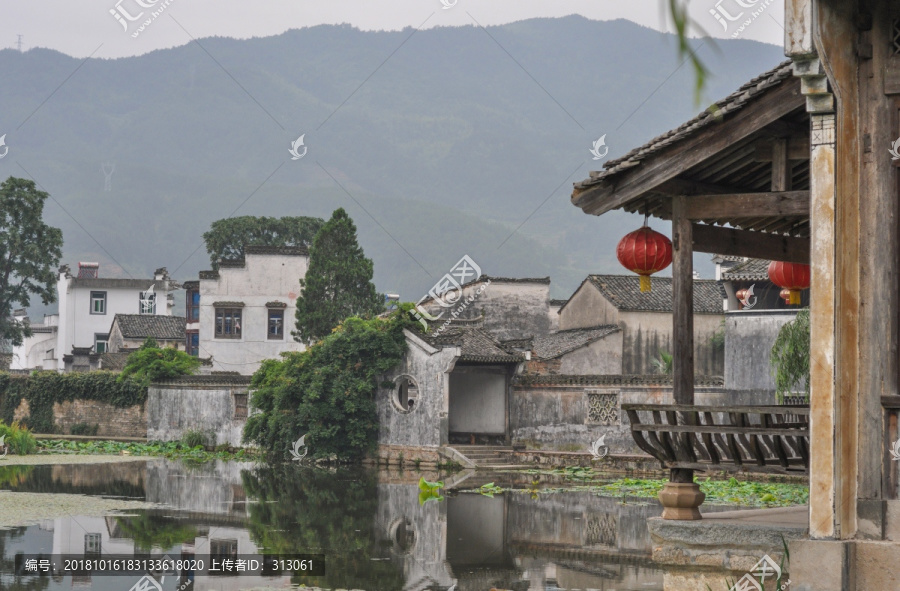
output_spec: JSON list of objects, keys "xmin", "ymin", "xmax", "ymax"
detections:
[{"xmin": 0, "ymin": 460, "xmax": 757, "ymax": 591}]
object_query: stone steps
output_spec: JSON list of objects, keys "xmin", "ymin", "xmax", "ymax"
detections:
[{"xmin": 447, "ymin": 445, "xmax": 522, "ymax": 470}]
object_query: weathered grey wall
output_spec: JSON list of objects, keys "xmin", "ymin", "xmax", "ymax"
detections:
[
  {"xmin": 423, "ymin": 279, "xmax": 552, "ymax": 340},
  {"xmin": 558, "ymin": 282, "xmax": 619, "ymax": 330},
  {"xmin": 557, "ymin": 332, "xmax": 624, "ymax": 374},
  {"xmin": 510, "ymin": 379, "xmax": 730, "ymax": 453},
  {"xmin": 147, "ymin": 378, "xmax": 251, "ymax": 446},
  {"xmin": 377, "ymin": 330, "xmax": 458, "ymax": 448},
  {"xmin": 448, "ymin": 366, "xmax": 507, "ymax": 434},
  {"xmin": 725, "ymin": 310, "xmax": 798, "ymax": 397},
  {"xmin": 619, "ymin": 310, "xmax": 724, "ymax": 375},
  {"xmin": 558, "ymin": 283, "xmax": 724, "ymax": 375}
]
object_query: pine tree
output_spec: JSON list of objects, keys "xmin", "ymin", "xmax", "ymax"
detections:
[{"xmin": 293, "ymin": 208, "xmax": 383, "ymax": 342}]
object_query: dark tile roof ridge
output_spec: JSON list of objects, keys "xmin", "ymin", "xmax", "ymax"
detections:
[
  {"xmin": 532, "ymin": 325, "xmax": 620, "ymax": 359},
  {"xmin": 244, "ymin": 245, "xmax": 310, "ymax": 256},
  {"xmin": 584, "ymin": 274, "xmax": 723, "ymax": 314},
  {"xmin": 721, "ymin": 258, "xmax": 771, "ymax": 280},
  {"xmin": 576, "ymin": 61, "xmax": 793, "ymax": 190},
  {"xmin": 515, "ymin": 374, "xmax": 725, "ymax": 387},
  {"xmin": 151, "ymin": 374, "xmax": 253, "ymax": 386}
]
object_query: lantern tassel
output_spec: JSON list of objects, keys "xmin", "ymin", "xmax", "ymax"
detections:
[
  {"xmin": 789, "ymin": 290, "xmax": 800, "ymax": 305},
  {"xmin": 639, "ymin": 275, "xmax": 652, "ymax": 293}
]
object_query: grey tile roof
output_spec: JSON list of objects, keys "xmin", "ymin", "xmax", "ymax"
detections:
[
  {"xmin": 422, "ymin": 326, "xmax": 523, "ymax": 364},
  {"xmin": 586, "ymin": 275, "xmax": 723, "ymax": 314},
  {"xmin": 549, "ymin": 299, "xmax": 568, "ymax": 307},
  {"xmin": 100, "ymin": 351, "xmax": 133, "ymax": 371},
  {"xmin": 244, "ymin": 245, "xmax": 309, "ymax": 256},
  {"xmin": 71, "ymin": 278, "xmax": 157, "ymax": 290},
  {"xmin": 721, "ymin": 258, "xmax": 771, "ymax": 281},
  {"xmin": 515, "ymin": 374, "xmax": 724, "ymax": 387},
  {"xmin": 532, "ymin": 325, "xmax": 620, "ymax": 360},
  {"xmin": 575, "ymin": 61, "xmax": 794, "ymax": 191},
  {"xmin": 112, "ymin": 314, "xmax": 186, "ymax": 340}
]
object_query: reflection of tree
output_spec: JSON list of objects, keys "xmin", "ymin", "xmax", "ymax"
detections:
[
  {"xmin": 115, "ymin": 513, "xmax": 197, "ymax": 551},
  {"xmin": 0, "ymin": 465, "xmax": 34, "ymax": 488},
  {"xmin": 0, "ymin": 527, "xmax": 51, "ymax": 591},
  {"xmin": 241, "ymin": 465, "xmax": 404, "ymax": 591}
]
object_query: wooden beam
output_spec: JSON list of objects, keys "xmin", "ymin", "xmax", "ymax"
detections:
[
  {"xmin": 685, "ymin": 190, "xmax": 809, "ymax": 219},
  {"xmin": 692, "ymin": 224, "xmax": 809, "ymax": 263},
  {"xmin": 654, "ymin": 178, "xmax": 737, "ymax": 196},
  {"xmin": 573, "ymin": 78, "xmax": 805, "ymax": 216},
  {"xmin": 771, "ymin": 138, "xmax": 793, "ymax": 191},
  {"xmin": 671, "ymin": 195, "xmax": 694, "ymax": 485},
  {"xmin": 754, "ymin": 136, "xmax": 810, "ymax": 161}
]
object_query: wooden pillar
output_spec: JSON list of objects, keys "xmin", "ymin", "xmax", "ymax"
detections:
[
  {"xmin": 771, "ymin": 137, "xmax": 793, "ymax": 192},
  {"xmin": 671, "ymin": 195, "xmax": 694, "ymax": 484}
]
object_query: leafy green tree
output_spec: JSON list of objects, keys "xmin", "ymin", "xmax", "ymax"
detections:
[
  {"xmin": 0, "ymin": 177, "xmax": 63, "ymax": 347},
  {"xmin": 770, "ymin": 308, "xmax": 810, "ymax": 401},
  {"xmin": 118, "ymin": 338, "xmax": 201, "ymax": 385},
  {"xmin": 293, "ymin": 208, "xmax": 383, "ymax": 343},
  {"xmin": 202, "ymin": 215, "xmax": 324, "ymax": 269},
  {"xmin": 244, "ymin": 309, "xmax": 415, "ymax": 460}
]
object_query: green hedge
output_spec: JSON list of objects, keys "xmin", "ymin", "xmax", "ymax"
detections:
[{"xmin": 0, "ymin": 371, "xmax": 147, "ymax": 434}]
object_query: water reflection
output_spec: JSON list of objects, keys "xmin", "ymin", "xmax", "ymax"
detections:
[{"xmin": 0, "ymin": 459, "xmax": 743, "ymax": 590}]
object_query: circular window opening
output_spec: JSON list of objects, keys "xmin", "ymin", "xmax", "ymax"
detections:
[
  {"xmin": 393, "ymin": 376, "xmax": 419, "ymax": 413},
  {"xmin": 389, "ymin": 517, "xmax": 417, "ymax": 554}
]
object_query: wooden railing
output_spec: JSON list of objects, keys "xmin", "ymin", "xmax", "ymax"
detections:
[{"xmin": 622, "ymin": 404, "xmax": 810, "ymax": 475}]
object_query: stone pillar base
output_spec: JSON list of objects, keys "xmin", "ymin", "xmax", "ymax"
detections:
[{"xmin": 658, "ymin": 482, "xmax": 705, "ymax": 520}]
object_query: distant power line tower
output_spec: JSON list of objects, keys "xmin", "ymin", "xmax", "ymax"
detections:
[{"xmin": 16, "ymin": 35, "xmax": 22, "ymax": 52}]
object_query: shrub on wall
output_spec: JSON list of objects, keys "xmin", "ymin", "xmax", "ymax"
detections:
[
  {"xmin": 243, "ymin": 306, "xmax": 419, "ymax": 460},
  {"xmin": 0, "ymin": 371, "xmax": 147, "ymax": 434},
  {"xmin": 119, "ymin": 338, "xmax": 201, "ymax": 385}
]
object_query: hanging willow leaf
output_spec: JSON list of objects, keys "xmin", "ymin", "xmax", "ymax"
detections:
[{"xmin": 770, "ymin": 308, "xmax": 810, "ymax": 401}]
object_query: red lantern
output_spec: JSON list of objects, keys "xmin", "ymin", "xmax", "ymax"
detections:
[
  {"xmin": 768, "ymin": 261, "xmax": 810, "ymax": 305},
  {"xmin": 616, "ymin": 226, "xmax": 673, "ymax": 293},
  {"xmin": 779, "ymin": 289, "xmax": 792, "ymax": 304}
]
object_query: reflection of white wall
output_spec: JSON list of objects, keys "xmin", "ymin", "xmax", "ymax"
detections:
[{"xmin": 449, "ymin": 368, "xmax": 506, "ymax": 433}]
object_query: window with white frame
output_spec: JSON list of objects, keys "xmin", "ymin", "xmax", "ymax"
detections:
[
  {"xmin": 94, "ymin": 334, "xmax": 109, "ymax": 353},
  {"xmin": 139, "ymin": 291, "xmax": 156, "ymax": 314},
  {"xmin": 90, "ymin": 291, "xmax": 106, "ymax": 314}
]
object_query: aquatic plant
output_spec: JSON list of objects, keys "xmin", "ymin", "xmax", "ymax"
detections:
[{"xmin": 0, "ymin": 420, "xmax": 37, "ymax": 455}]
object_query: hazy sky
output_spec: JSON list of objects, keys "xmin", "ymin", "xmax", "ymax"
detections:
[{"xmin": 0, "ymin": 0, "xmax": 784, "ymax": 58}]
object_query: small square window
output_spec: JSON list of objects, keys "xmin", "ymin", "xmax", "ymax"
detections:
[
  {"xmin": 84, "ymin": 533, "xmax": 102, "ymax": 555},
  {"xmin": 90, "ymin": 292, "xmax": 107, "ymax": 315},
  {"xmin": 94, "ymin": 334, "xmax": 109, "ymax": 353},
  {"xmin": 268, "ymin": 310, "xmax": 284, "ymax": 340},
  {"xmin": 186, "ymin": 330, "xmax": 199, "ymax": 356},
  {"xmin": 215, "ymin": 308, "xmax": 242, "ymax": 339},
  {"xmin": 234, "ymin": 393, "xmax": 248, "ymax": 419}
]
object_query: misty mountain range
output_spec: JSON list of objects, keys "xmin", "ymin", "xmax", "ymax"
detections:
[{"xmin": 0, "ymin": 16, "xmax": 783, "ymax": 313}]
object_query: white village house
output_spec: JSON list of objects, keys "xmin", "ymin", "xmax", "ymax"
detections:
[
  {"xmin": 197, "ymin": 245, "xmax": 309, "ymax": 373},
  {"xmin": 11, "ymin": 263, "xmax": 176, "ymax": 371}
]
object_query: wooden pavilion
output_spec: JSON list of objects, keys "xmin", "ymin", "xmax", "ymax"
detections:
[{"xmin": 573, "ymin": 1, "xmax": 900, "ymax": 587}]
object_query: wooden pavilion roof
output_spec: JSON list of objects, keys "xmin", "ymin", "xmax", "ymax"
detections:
[{"xmin": 571, "ymin": 61, "xmax": 810, "ymax": 241}]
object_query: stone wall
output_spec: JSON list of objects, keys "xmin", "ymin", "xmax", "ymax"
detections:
[
  {"xmin": 376, "ymin": 330, "xmax": 458, "ymax": 449},
  {"xmin": 725, "ymin": 309, "xmax": 798, "ymax": 400},
  {"xmin": 147, "ymin": 375, "xmax": 252, "ymax": 446},
  {"xmin": 52, "ymin": 399, "xmax": 146, "ymax": 437},
  {"xmin": 510, "ymin": 376, "xmax": 727, "ymax": 454}
]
